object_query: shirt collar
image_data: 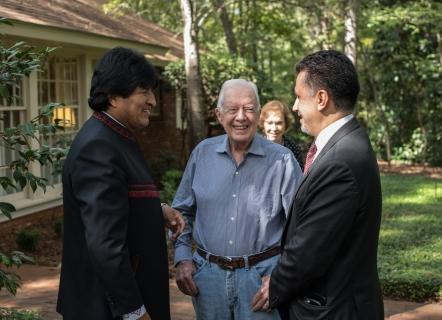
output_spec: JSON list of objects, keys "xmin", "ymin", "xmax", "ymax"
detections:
[
  {"xmin": 93, "ymin": 111, "xmax": 136, "ymax": 142},
  {"xmin": 314, "ymin": 114, "xmax": 354, "ymax": 159},
  {"xmin": 215, "ymin": 134, "xmax": 265, "ymax": 156},
  {"xmin": 102, "ymin": 111, "xmax": 127, "ymax": 128}
]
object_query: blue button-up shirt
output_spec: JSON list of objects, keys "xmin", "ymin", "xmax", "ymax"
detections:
[{"xmin": 173, "ymin": 134, "xmax": 303, "ymax": 264}]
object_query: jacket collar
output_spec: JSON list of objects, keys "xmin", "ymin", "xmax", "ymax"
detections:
[
  {"xmin": 92, "ymin": 111, "xmax": 136, "ymax": 142},
  {"xmin": 301, "ymin": 117, "xmax": 360, "ymax": 181}
]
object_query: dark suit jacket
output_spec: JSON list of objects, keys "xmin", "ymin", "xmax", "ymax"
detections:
[
  {"xmin": 57, "ymin": 112, "xmax": 170, "ymax": 320},
  {"xmin": 269, "ymin": 118, "xmax": 384, "ymax": 320}
]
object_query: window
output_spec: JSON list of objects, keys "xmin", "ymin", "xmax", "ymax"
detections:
[
  {"xmin": 0, "ymin": 56, "xmax": 81, "ymax": 209},
  {"xmin": 38, "ymin": 57, "xmax": 80, "ymax": 185},
  {"xmin": 0, "ymin": 82, "xmax": 26, "ymax": 196}
]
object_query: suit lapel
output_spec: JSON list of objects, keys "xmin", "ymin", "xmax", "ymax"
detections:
[
  {"xmin": 295, "ymin": 118, "xmax": 360, "ymax": 195},
  {"xmin": 283, "ymin": 118, "xmax": 361, "ymax": 244}
]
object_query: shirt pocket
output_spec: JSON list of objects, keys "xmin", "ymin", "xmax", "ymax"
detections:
[{"xmin": 249, "ymin": 193, "xmax": 277, "ymax": 221}]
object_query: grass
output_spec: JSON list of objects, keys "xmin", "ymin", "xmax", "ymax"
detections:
[{"xmin": 379, "ymin": 173, "xmax": 442, "ymax": 301}]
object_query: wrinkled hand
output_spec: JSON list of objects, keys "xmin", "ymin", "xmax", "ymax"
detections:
[
  {"xmin": 162, "ymin": 204, "xmax": 185, "ymax": 241},
  {"xmin": 251, "ymin": 275, "xmax": 271, "ymax": 312},
  {"xmin": 175, "ymin": 260, "xmax": 198, "ymax": 296}
]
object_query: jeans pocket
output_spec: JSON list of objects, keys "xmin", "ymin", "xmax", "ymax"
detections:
[
  {"xmin": 192, "ymin": 252, "xmax": 208, "ymax": 279},
  {"xmin": 250, "ymin": 265, "xmax": 263, "ymax": 284}
]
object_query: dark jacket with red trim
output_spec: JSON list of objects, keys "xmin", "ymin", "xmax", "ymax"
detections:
[{"xmin": 57, "ymin": 112, "xmax": 170, "ymax": 320}]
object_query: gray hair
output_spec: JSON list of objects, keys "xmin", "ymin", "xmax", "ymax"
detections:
[{"xmin": 216, "ymin": 79, "xmax": 261, "ymax": 110}]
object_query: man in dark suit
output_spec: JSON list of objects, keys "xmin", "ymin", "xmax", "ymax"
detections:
[
  {"xmin": 251, "ymin": 50, "xmax": 384, "ymax": 319},
  {"xmin": 57, "ymin": 47, "xmax": 184, "ymax": 320}
]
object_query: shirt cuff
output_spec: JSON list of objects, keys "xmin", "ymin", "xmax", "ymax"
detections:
[
  {"xmin": 174, "ymin": 244, "xmax": 193, "ymax": 266},
  {"xmin": 123, "ymin": 305, "xmax": 146, "ymax": 320}
]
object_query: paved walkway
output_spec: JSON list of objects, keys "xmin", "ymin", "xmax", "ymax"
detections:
[{"xmin": 0, "ymin": 265, "xmax": 440, "ymax": 320}]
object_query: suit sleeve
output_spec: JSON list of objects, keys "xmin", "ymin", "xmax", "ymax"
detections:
[
  {"xmin": 269, "ymin": 161, "xmax": 360, "ymax": 308},
  {"xmin": 70, "ymin": 139, "xmax": 143, "ymax": 317}
]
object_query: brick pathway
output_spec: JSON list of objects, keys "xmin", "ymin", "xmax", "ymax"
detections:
[{"xmin": 0, "ymin": 265, "xmax": 440, "ymax": 320}]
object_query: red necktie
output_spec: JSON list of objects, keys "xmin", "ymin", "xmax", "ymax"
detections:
[{"xmin": 304, "ymin": 143, "xmax": 317, "ymax": 175}]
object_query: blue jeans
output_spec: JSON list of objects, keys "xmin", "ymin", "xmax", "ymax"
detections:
[{"xmin": 191, "ymin": 251, "xmax": 281, "ymax": 320}]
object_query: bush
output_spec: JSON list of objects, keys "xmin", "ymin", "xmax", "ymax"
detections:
[
  {"xmin": 52, "ymin": 218, "xmax": 63, "ymax": 239},
  {"xmin": 149, "ymin": 151, "xmax": 180, "ymax": 183},
  {"xmin": 15, "ymin": 228, "xmax": 40, "ymax": 252},
  {"xmin": 0, "ymin": 308, "xmax": 43, "ymax": 320},
  {"xmin": 160, "ymin": 169, "xmax": 183, "ymax": 204}
]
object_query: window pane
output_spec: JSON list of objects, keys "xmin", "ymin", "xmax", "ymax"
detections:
[
  {"xmin": 37, "ymin": 57, "xmax": 79, "ymax": 183},
  {"xmin": 0, "ymin": 107, "xmax": 26, "ymax": 196}
]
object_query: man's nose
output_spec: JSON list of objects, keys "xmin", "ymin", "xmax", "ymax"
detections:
[
  {"xmin": 292, "ymin": 99, "xmax": 299, "ymax": 112},
  {"xmin": 147, "ymin": 90, "xmax": 157, "ymax": 108},
  {"xmin": 236, "ymin": 107, "xmax": 246, "ymax": 119}
]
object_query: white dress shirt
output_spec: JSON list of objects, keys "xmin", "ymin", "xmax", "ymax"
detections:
[{"xmin": 313, "ymin": 114, "xmax": 354, "ymax": 162}]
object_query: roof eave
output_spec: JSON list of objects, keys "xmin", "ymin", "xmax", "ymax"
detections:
[{"xmin": 1, "ymin": 19, "xmax": 171, "ymax": 58}]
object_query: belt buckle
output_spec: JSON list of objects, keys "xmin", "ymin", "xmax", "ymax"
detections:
[{"xmin": 222, "ymin": 256, "xmax": 234, "ymax": 270}]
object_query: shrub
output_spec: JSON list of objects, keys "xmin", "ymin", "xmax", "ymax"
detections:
[
  {"xmin": 0, "ymin": 308, "xmax": 44, "ymax": 320},
  {"xmin": 15, "ymin": 228, "xmax": 40, "ymax": 252},
  {"xmin": 149, "ymin": 151, "xmax": 180, "ymax": 183},
  {"xmin": 52, "ymin": 218, "xmax": 63, "ymax": 239},
  {"xmin": 160, "ymin": 169, "xmax": 183, "ymax": 204}
]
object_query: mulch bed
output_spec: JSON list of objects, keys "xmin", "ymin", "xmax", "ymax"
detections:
[
  {"xmin": 378, "ymin": 161, "xmax": 441, "ymax": 178},
  {"xmin": 0, "ymin": 218, "xmax": 62, "ymax": 267}
]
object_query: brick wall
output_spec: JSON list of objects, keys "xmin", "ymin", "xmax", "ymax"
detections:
[
  {"xmin": 0, "ymin": 205, "xmax": 63, "ymax": 252},
  {"xmin": 136, "ymin": 83, "xmax": 187, "ymax": 167}
]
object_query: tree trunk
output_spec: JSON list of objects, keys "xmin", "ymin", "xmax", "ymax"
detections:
[
  {"xmin": 180, "ymin": 0, "xmax": 206, "ymax": 147},
  {"xmin": 212, "ymin": 0, "xmax": 238, "ymax": 55},
  {"xmin": 344, "ymin": 0, "xmax": 358, "ymax": 65}
]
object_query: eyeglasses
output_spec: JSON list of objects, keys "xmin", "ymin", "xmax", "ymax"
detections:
[{"xmin": 222, "ymin": 105, "xmax": 257, "ymax": 115}]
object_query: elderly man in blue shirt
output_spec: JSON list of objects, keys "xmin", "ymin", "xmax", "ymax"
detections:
[{"xmin": 173, "ymin": 79, "xmax": 303, "ymax": 320}]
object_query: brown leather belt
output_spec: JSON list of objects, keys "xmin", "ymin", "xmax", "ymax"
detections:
[{"xmin": 196, "ymin": 246, "xmax": 280, "ymax": 270}]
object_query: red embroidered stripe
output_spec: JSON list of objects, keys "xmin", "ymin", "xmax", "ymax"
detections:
[
  {"xmin": 128, "ymin": 190, "xmax": 160, "ymax": 198},
  {"xmin": 128, "ymin": 184, "xmax": 157, "ymax": 191},
  {"xmin": 93, "ymin": 111, "xmax": 136, "ymax": 141},
  {"xmin": 128, "ymin": 184, "xmax": 159, "ymax": 198}
]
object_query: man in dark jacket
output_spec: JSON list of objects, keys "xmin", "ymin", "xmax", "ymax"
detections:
[
  {"xmin": 57, "ymin": 47, "xmax": 184, "ymax": 320},
  {"xmin": 252, "ymin": 50, "xmax": 384, "ymax": 320}
]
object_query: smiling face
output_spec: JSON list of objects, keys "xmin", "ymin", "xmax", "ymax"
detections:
[
  {"xmin": 292, "ymin": 71, "xmax": 321, "ymax": 137},
  {"xmin": 109, "ymin": 87, "xmax": 156, "ymax": 132},
  {"xmin": 263, "ymin": 111, "xmax": 285, "ymax": 144},
  {"xmin": 215, "ymin": 85, "xmax": 259, "ymax": 150}
]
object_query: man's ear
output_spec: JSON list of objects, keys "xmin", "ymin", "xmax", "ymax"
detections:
[
  {"xmin": 108, "ymin": 95, "xmax": 119, "ymax": 108},
  {"xmin": 215, "ymin": 108, "xmax": 223, "ymax": 123},
  {"xmin": 316, "ymin": 90, "xmax": 329, "ymax": 112}
]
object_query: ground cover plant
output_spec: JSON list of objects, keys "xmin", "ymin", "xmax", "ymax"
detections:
[
  {"xmin": 378, "ymin": 173, "xmax": 442, "ymax": 301},
  {"xmin": 0, "ymin": 308, "xmax": 43, "ymax": 320}
]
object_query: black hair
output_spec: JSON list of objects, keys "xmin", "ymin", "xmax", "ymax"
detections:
[
  {"xmin": 296, "ymin": 50, "xmax": 359, "ymax": 112},
  {"xmin": 88, "ymin": 47, "xmax": 158, "ymax": 111}
]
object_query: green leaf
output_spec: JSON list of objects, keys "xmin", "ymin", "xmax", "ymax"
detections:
[
  {"xmin": 29, "ymin": 180, "xmax": 37, "ymax": 192},
  {"xmin": 17, "ymin": 123, "xmax": 36, "ymax": 136},
  {"xmin": 0, "ymin": 177, "xmax": 16, "ymax": 191},
  {"xmin": 0, "ymin": 202, "xmax": 16, "ymax": 220},
  {"xmin": 39, "ymin": 102, "xmax": 63, "ymax": 117},
  {"xmin": 0, "ymin": 17, "xmax": 14, "ymax": 26}
]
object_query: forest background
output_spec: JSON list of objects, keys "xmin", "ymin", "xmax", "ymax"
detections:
[{"xmin": 105, "ymin": 0, "xmax": 442, "ymax": 165}]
